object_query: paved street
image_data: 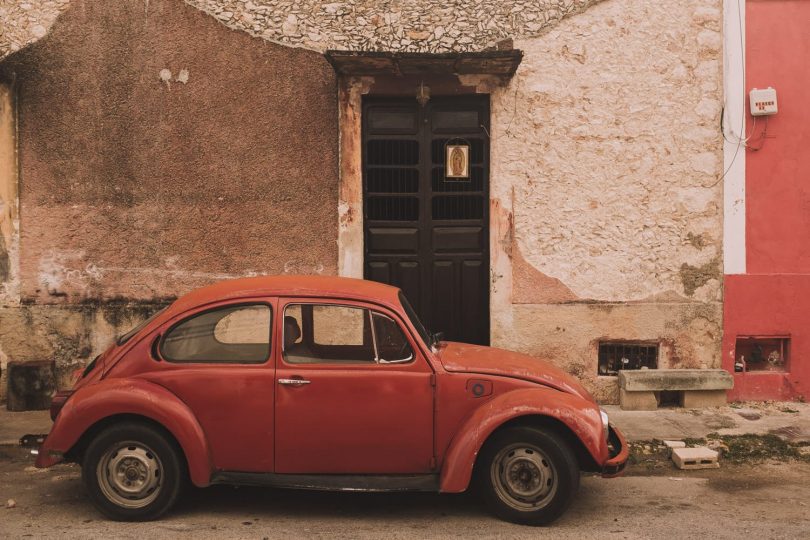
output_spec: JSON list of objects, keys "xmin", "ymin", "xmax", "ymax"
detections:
[{"xmin": 1, "ymin": 445, "xmax": 809, "ymax": 540}]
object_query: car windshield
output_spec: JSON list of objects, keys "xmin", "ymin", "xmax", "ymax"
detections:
[
  {"xmin": 116, "ymin": 307, "xmax": 168, "ymax": 346},
  {"xmin": 398, "ymin": 291, "xmax": 432, "ymax": 347}
]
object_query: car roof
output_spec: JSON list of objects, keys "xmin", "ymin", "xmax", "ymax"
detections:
[{"xmin": 169, "ymin": 275, "xmax": 402, "ymax": 314}]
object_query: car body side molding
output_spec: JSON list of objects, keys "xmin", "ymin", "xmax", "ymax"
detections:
[{"xmin": 211, "ymin": 472, "xmax": 439, "ymax": 492}]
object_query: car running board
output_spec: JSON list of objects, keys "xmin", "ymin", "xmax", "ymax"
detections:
[{"xmin": 211, "ymin": 472, "xmax": 440, "ymax": 492}]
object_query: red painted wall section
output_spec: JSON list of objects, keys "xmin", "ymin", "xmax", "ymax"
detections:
[
  {"xmin": 724, "ymin": 1, "xmax": 810, "ymax": 401},
  {"xmin": 745, "ymin": 0, "xmax": 810, "ymax": 273},
  {"xmin": 724, "ymin": 275, "xmax": 810, "ymax": 401}
]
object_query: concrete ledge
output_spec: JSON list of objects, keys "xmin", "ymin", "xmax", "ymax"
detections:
[
  {"xmin": 619, "ymin": 369, "xmax": 733, "ymax": 392},
  {"xmin": 619, "ymin": 388, "xmax": 658, "ymax": 411}
]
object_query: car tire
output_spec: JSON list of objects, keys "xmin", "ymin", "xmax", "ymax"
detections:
[
  {"xmin": 477, "ymin": 426, "xmax": 580, "ymax": 526},
  {"xmin": 81, "ymin": 421, "xmax": 185, "ymax": 521}
]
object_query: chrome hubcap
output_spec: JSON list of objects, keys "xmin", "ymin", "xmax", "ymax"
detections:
[
  {"xmin": 97, "ymin": 442, "xmax": 162, "ymax": 509},
  {"xmin": 491, "ymin": 444, "xmax": 557, "ymax": 510}
]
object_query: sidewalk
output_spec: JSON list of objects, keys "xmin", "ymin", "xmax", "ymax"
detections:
[
  {"xmin": 606, "ymin": 401, "xmax": 810, "ymax": 442},
  {"xmin": 2, "ymin": 401, "xmax": 810, "ymax": 446}
]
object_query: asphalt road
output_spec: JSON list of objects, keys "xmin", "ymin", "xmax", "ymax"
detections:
[{"xmin": 1, "ymin": 446, "xmax": 808, "ymax": 539}]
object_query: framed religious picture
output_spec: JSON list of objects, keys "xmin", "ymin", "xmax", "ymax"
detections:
[{"xmin": 445, "ymin": 144, "xmax": 470, "ymax": 179}]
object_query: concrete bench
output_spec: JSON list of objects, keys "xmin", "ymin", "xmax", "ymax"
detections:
[{"xmin": 618, "ymin": 369, "xmax": 733, "ymax": 410}]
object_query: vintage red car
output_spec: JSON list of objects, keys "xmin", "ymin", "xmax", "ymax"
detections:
[{"xmin": 35, "ymin": 275, "xmax": 628, "ymax": 525}]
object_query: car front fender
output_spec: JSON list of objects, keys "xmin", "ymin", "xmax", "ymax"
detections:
[
  {"xmin": 439, "ymin": 387, "xmax": 606, "ymax": 493},
  {"xmin": 35, "ymin": 377, "xmax": 214, "ymax": 487}
]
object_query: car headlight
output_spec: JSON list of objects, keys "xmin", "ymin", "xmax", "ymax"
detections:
[{"xmin": 600, "ymin": 408, "xmax": 610, "ymax": 441}]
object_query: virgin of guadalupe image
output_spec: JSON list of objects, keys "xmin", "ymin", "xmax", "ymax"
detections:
[{"xmin": 449, "ymin": 146, "xmax": 467, "ymax": 177}]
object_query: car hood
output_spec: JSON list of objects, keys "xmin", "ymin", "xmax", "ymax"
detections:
[{"xmin": 437, "ymin": 341, "xmax": 595, "ymax": 403}]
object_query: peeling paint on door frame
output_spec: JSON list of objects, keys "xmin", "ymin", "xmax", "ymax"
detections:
[{"xmin": 0, "ymin": 83, "xmax": 20, "ymax": 306}]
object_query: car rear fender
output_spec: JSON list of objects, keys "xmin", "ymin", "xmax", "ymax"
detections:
[
  {"xmin": 439, "ymin": 387, "xmax": 605, "ymax": 493},
  {"xmin": 36, "ymin": 378, "xmax": 213, "ymax": 487}
]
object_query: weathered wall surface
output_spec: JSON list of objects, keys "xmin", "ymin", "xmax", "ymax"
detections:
[
  {"xmin": 0, "ymin": 302, "xmax": 168, "ymax": 397},
  {"xmin": 0, "ymin": 0, "xmax": 339, "ymax": 400},
  {"xmin": 488, "ymin": 0, "xmax": 723, "ymax": 401},
  {"xmin": 0, "ymin": 0, "xmax": 70, "ymax": 60},
  {"xmin": 0, "ymin": 0, "xmax": 338, "ymax": 304},
  {"xmin": 1, "ymin": 0, "xmax": 604, "ymax": 58},
  {"xmin": 0, "ymin": 0, "xmax": 725, "ymax": 405}
]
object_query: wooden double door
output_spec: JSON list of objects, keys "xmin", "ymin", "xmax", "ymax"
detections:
[{"xmin": 362, "ymin": 96, "xmax": 490, "ymax": 345}]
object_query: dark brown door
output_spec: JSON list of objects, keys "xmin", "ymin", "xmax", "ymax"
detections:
[{"xmin": 363, "ymin": 96, "xmax": 490, "ymax": 345}]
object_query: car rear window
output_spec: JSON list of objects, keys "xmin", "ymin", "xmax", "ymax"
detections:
[{"xmin": 160, "ymin": 304, "xmax": 272, "ymax": 363}]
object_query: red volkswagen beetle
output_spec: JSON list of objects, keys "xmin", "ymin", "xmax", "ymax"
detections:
[{"xmin": 36, "ymin": 276, "xmax": 627, "ymax": 525}]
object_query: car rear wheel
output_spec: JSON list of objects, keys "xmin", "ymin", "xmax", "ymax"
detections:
[
  {"xmin": 82, "ymin": 422, "xmax": 184, "ymax": 521},
  {"xmin": 478, "ymin": 426, "xmax": 579, "ymax": 525}
]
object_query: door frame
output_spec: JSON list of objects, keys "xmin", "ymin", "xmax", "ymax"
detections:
[{"xmin": 336, "ymin": 77, "xmax": 515, "ymax": 348}]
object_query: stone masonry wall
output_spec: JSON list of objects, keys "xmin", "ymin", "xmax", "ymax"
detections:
[
  {"xmin": 488, "ymin": 0, "xmax": 723, "ymax": 401},
  {"xmin": 1, "ymin": 0, "xmax": 604, "ymax": 59}
]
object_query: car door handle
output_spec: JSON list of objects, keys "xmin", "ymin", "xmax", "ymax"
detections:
[{"xmin": 278, "ymin": 378, "xmax": 311, "ymax": 387}]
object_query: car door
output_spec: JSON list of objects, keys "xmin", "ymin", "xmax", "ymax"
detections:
[
  {"xmin": 143, "ymin": 297, "xmax": 277, "ymax": 472},
  {"xmin": 274, "ymin": 298, "xmax": 435, "ymax": 474}
]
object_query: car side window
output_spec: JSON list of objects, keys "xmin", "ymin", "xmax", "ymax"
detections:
[
  {"xmin": 283, "ymin": 303, "xmax": 414, "ymax": 365},
  {"xmin": 160, "ymin": 304, "xmax": 271, "ymax": 363},
  {"xmin": 283, "ymin": 304, "xmax": 375, "ymax": 364},
  {"xmin": 372, "ymin": 312, "xmax": 414, "ymax": 363}
]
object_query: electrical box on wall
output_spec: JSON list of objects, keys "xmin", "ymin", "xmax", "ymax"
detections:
[{"xmin": 749, "ymin": 87, "xmax": 778, "ymax": 116}]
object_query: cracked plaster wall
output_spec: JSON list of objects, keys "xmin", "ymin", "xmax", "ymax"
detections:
[{"xmin": 489, "ymin": 0, "xmax": 723, "ymax": 401}]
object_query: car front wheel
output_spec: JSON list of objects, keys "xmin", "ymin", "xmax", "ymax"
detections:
[
  {"xmin": 478, "ymin": 426, "xmax": 580, "ymax": 525},
  {"xmin": 82, "ymin": 422, "xmax": 184, "ymax": 521}
]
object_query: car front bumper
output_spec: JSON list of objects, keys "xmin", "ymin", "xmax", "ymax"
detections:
[{"xmin": 602, "ymin": 424, "xmax": 629, "ymax": 477}]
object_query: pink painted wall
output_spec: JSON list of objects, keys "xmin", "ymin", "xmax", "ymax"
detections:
[
  {"xmin": 724, "ymin": 1, "xmax": 810, "ymax": 401},
  {"xmin": 724, "ymin": 275, "xmax": 810, "ymax": 401},
  {"xmin": 746, "ymin": 0, "xmax": 810, "ymax": 273}
]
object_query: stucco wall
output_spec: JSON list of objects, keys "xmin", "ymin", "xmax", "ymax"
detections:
[
  {"xmin": 0, "ymin": 0, "xmax": 339, "ymax": 400},
  {"xmin": 488, "ymin": 0, "xmax": 723, "ymax": 400},
  {"xmin": 0, "ymin": 0, "xmax": 339, "ymax": 304}
]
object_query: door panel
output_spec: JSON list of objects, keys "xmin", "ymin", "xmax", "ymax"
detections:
[
  {"xmin": 274, "ymin": 368, "xmax": 434, "ymax": 473},
  {"xmin": 363, "ymin": 96, "xmax": 490, "ymax": 345},
  {"xmin": 274, "ymin": 299, "xmax": 434, "ymax": 474}
]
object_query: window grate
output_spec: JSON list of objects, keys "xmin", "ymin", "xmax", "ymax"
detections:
[
  {"xmin": 367, "ymin": 168, "xmax": 419, "ymax": 193},
  {"xmin": 431, "ymin": 166, "xmax": 484, "ymax": 192},
  {"xmin": 366, "ymin": 139, "xmax": 419, "ymax": 166},
  {"xmin": 598, "ymin": 342, "xmax": 658, "ymax": 376},
  {"xmin": 367, "ymin": 196, "xmax": 419, "ymax": 221}
]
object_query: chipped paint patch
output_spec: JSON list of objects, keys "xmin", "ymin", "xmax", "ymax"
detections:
[
  {"xmin": 0, "ymin": 84, "xmax": 19, "ymax": 306},
  {"xmin": 337, "ymin": 76, "xmax": 372, "ymax": 279}
]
